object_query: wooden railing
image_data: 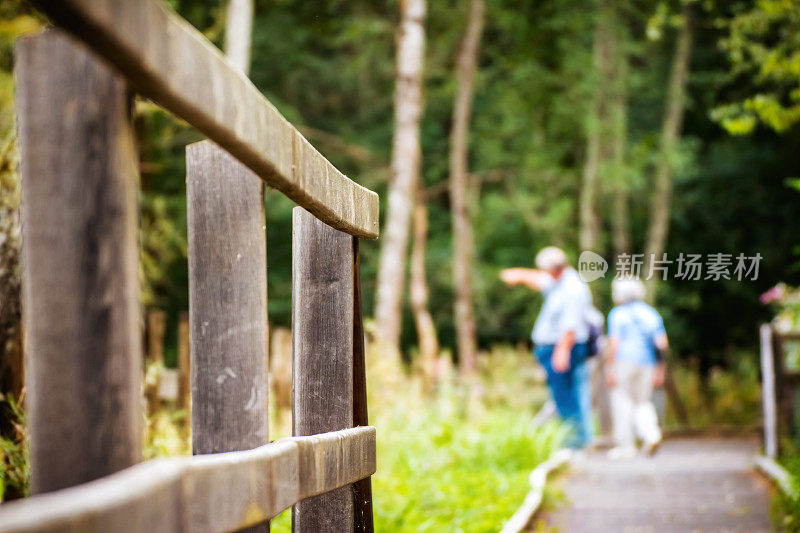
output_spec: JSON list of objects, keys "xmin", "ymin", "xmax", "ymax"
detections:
[
  {"xmin": 0, "ymin": 427, "xmax": 375, "ymax": 532},
  {"xmin": 2, "ymin": 0, "xmax": 378, "ymax": 531},
  {"xmin": 760, "ymin": 324, "xmax": 800, "ymax": 458}
]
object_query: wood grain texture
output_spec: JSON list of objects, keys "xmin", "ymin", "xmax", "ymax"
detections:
[
  {"xmin": 0, "ymin": 427, "xmax": 376, "ymax": 533},
  {"xmin": 292, "ymin": 207, "xmax": 355, "ymax": 531},
  {"xmin": 294, "ymin": 428, "xmax": 376, "ymax": 499},
  {"xmin": 30, "ymin": 0, "xmax": 379, "ymax": 239},
  {"xmin": 15, "ymin": 29, "xmax": 142, "ymax": 495},
  {"xmin": 187, "ymin": 141, "xmax": 269, "ymax": 457},
  {"xmin": 183, "ymin": 440, "xmax": 297, "ymax": 532},
  {"xmin": 0, "ymin": 458, "xmax": 186, "ymax": 533}
]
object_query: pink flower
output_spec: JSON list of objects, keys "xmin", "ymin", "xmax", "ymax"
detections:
[{"xmin": 760, "ymin": 284, "xmax": 786, "ymax": 305}]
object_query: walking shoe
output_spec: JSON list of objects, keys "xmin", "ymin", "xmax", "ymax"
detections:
[{"xmin": 643, "ymin": 438, "xmax": 662, "ymax": 456}]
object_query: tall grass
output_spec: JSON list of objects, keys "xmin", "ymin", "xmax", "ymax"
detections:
[
  {"xmin": 269, "ymin": 344, "xmax": 564, "ymax": 531},
  {"xmin": 0, "ymin": 395, "xmax": 27, "ymax": 501},
  {"xmin": 665, "ymin": 353, "xmax": 762, "ymax": 429}
]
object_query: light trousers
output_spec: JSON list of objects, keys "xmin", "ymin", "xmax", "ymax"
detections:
[{"xmin": 610, "ymin": 359, "xmax": 662, "ymax": 448}]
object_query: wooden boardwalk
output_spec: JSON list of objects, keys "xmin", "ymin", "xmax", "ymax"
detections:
[{"xmin": 538, "ymin": 438, "xmax": 773, "ymax": 532}]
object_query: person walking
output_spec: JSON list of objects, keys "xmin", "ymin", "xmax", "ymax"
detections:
[
  {"xmin": 606, "ymin": 277, "xmax": 668, "ymax": 458},
  {"xmin": 501, "ymin": 246, "xmax": 594, "ymax": 449}
]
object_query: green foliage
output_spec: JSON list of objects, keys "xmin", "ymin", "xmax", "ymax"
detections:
[
  {"xmin": 369, "ymin": 414, "xmax": 563, "ymax": 532},
  {"xmin": 0, "ymin": 0, "xmax": 798, "ymax": 380},
  {"xmin": 715, "ymin": 0, "xmax": 800, "ymax": 134},
  {"xmin": 0, "ymin": 395, "xmax": 28, "ymax": 501},
  {"xmin": 362, "ymin": 346, "xmax": 563, "ymax": 532},
  {"xmin": 773, "ymin": 456, "xmax": 800, "ymax": 531},
  {"xmin": 666, "ymin": 354, "xmax": 762, "ymax": 429},
  {"xmin": 26, "ymin": 0, "xmax": 792, "ymax": 370}
]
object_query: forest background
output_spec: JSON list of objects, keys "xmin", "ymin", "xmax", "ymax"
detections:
[{"xmin": 0, "ymin": 0, "xmax": 799, "ymax": 422}]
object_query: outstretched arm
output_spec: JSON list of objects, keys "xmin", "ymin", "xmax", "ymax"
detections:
[{"xmin": 499, "ymin": 268, "xmax": 552, "ymax": 291}]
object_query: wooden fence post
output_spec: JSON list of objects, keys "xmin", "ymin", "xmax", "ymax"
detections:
[
  {"xmin": 761, "ymin": 324, "xmax": 778, "ymax": 458},
  {"xmin": 145, "ymin": 309, "xmax": 167, "ymax": 413},
  {"xmin": 187, "ymin": 141, "xmax": 270, "ymax": 533},
  {"xmin": 292, "ymin": 208, "xmax": 355, "ymax": 532},
  {"xmin": 187, "ymin": 140, "xmax": 269, "ymax": 454},
  {"xmin": 146, "ymin": 309, "xmax": 167, "ymax": 365},
  {"xmin": 16, "ymin": 29, "xmax": 142, "ymax": 494},
  {"xmin": 352, "ymin": 238, "xmax": 374, "ymax": 532}
]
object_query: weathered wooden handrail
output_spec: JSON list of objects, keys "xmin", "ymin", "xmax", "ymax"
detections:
[
  {"xmin": 0, "ymin": 427, "xmax": 376, "ymax": 533},
  {"xmin": 30, "ymin": 0, "xmax": 379, "ymax": 239},
  {"xmin": 15, "ymin": 1, "xmax": 379, "ymax": 530}
]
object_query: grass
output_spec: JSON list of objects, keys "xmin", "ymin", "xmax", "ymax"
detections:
[
  {"xmin": 0, "ymin": 394, "xmax": 27, "ymax": 501},
  {"xmin": 772, "ymin": 457, "xmax": 800, "ymax": 532},
  {"xmin": 269, "ymin": 344, "xmax": 564, "ymax": 531},
  {"xmin": 665, "ymin": 353, "xmax": 762, "ymax": 430}
]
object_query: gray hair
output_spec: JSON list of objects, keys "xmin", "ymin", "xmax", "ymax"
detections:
[
  {"xmin": 535, "ymin": 246, "xmax": 568, "ymax": 271},
  {"xmin": 612, "ymin": 277, "xmax": 646, "ymax": 304}
]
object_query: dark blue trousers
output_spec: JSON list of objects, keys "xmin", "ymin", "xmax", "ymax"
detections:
[{"xmin": 534, "ymin": 342, "xmax": 593, "ymax": 448}]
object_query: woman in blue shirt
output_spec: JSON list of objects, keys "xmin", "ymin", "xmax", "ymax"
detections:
[{"xmin": 606, "ymin": 277, "xmax": 669, "ymax": 458}]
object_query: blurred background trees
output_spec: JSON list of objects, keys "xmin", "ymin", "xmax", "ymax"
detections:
[{"xmin": 0, "ymin": 0, "xmax": 799, "ymax": 379}]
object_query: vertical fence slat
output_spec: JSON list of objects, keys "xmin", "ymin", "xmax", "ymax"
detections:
[
  {"xmin": 352, "ymin": 238, "xmax": 374, "ymax": 532},
  {"xmin": 292, "ymin": 208, "xmax": 354, "ymax": 532},
  {"xmin": 187, "ymin": 140, "xmax": 269, "ymax": 456},
  {"xmin": 16, "ymin": 29, "xmax": 142, "ymax": 494},
  {"xmin": 145, "ymin": 309, "xmax": 167, "ymax": 414},
  {"xmin": 761, "ymin": 324, "xmax": 778, "ymax": 458},
  {"xmin": 178, "ymin": 311, "xmax": 191, "ymax": 416}
]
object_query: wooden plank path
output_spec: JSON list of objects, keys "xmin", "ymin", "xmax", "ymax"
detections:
[{"xmin": 538, "ymin": 438, "xmax": 772, "ymax": 532}]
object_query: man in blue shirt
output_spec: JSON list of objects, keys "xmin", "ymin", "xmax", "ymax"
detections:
[{"xmin": 501, "ymin": 246, "xmax": 594, "ymax": 448}]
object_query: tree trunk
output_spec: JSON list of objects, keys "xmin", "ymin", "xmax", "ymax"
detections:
[
  {"xmin": 645, "ymin": 5, "xmax": 693, "ymax": 301},
  {"xmin": 610, "ymin": 16, "xmax": 631, "ymax": 260},
  {"xmin": 374, "ymin": 0, "xmax": 426, "ymax": 351},
  {"xmin": 450, "ymin": 0, "xmax": 484, "ymax": 375},
  {"xmin": 409, "ymin": 184, "xmax": 439, "ymax": 386},
  {"xmin": 224, "ymin": 0, "xmax": 254, "ymax": 75},
  {"xmin": 579, "ymin": 0, "xmax": 614, "ymax": 253}
]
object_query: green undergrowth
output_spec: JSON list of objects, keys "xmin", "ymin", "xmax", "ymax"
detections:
[
  {"xmin": 0, "ymin": 395, "xmax": 27, "ymax": 501},
  {"xmin": 664, "ymin": 354, "xmax": 762, "ymax": 430},
  {"xmin": 772, "ymin": 456, "xmax": 800, "ymax": 532},
  {"xmin": 270, "ymin": 345, "xmax": 565, "ymax": 531}
]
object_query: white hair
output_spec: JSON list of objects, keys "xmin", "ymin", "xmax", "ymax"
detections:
[
  {"xmin": 535, "ymin": 246, "xmax": 568, "ymax": 271},
  {"xmin": 612, "ymin": 277, "xmax": 646, "ymax": 305}
]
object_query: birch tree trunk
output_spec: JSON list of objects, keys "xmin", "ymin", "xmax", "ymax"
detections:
[
  {"xmin": 374, "ymin": 0, "xmax": 426, "ymax": 351},
  {"xmin": 610, "ymin": 17, "xmax": 631, "ymax": 259},
  {"xmin": 225, "ymin": 0, "xmax": 254, "ymax": 75},
  {"xmin": 409, "ymin": 184, "xmax": 439, "ymax": 385},
  {"xmin": 579, "ymin": 0, "xmax": 614, "ymax": 253},
  {"xmin": 645, "ymin": 5, "xmax": 693, "ymax": 301},
  {"xmin": 450, "ymin": 0, "xmax": 484, "ymax": 375}
]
